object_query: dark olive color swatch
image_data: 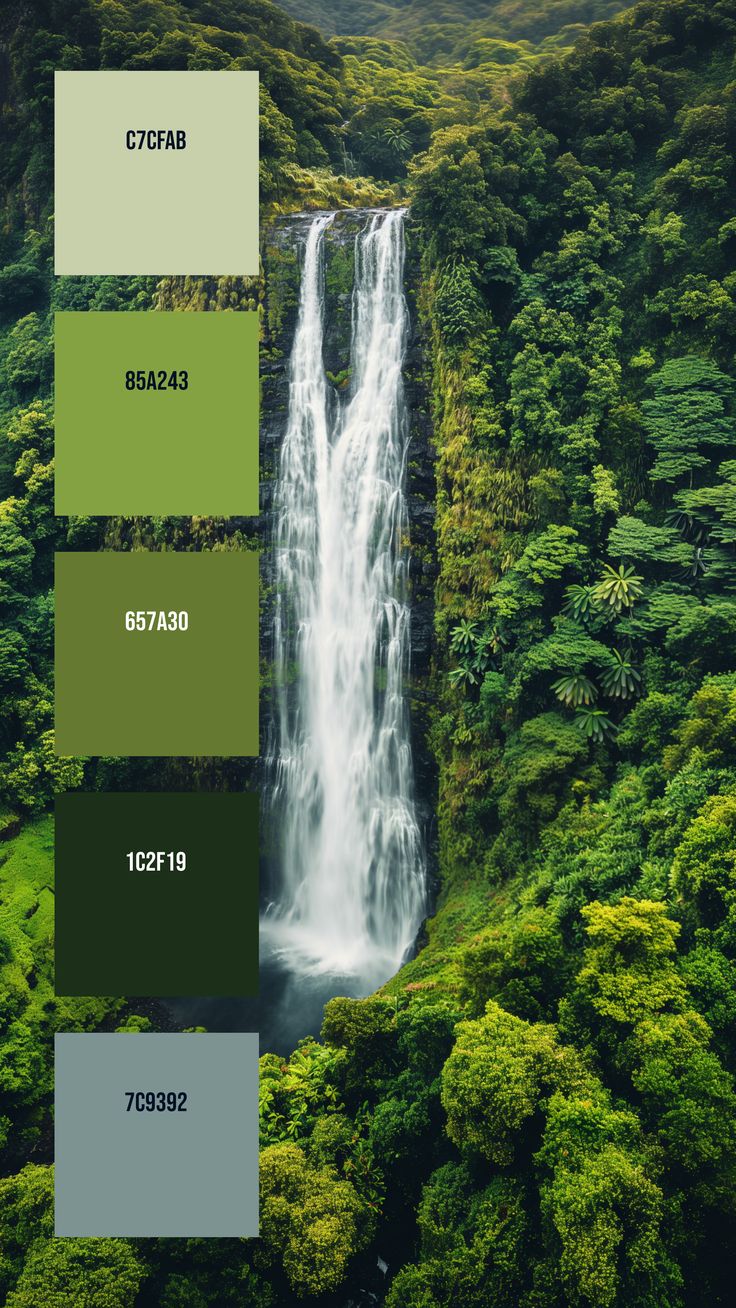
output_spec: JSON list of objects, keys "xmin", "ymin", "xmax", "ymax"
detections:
[
  {"xmin": 54, "ymin": 550, "xmax": 259, "ymax": 757},
  {"xmin": 55, "ymin": 792, "xmax": 258, "ymax": 997}
]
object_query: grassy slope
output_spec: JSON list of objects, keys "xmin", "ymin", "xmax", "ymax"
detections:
[{"xmin": 0, "ymin": 821, "xmax": 55, "ymax": 1020}]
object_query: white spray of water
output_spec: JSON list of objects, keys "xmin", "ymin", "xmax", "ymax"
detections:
[{"xmin": 267, "ymin": 208, "xmax": 425, "ymax": 983}]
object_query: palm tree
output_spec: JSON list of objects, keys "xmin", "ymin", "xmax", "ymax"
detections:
[
  {"xmin": 383, "ymin": 124, "xmax": 412, "ymax": 160},
  {"xmin": 574, "ymin": 706, "xmax": 617, "ymax": 742},
  {"xmin": 551, "ymin": 673, "xmax": 598, "ymax": 708},
  {"xmin": 600, "ymin": 649, "xmax": 642, "ymax": 699},
  {"xmin": 449, "ymin": 663, "xmax": 478, "ymax": 690},
  {"xmin": 562, "ymin": 583, "xmax": 598, "ymax": 623},
  {"xmin": 450, "ymin": 619, "xmax": 478, "ymax": 656},
  {"xmin": 593, "ymin": 563, "xmax": 644, "ymax": 615},
  {"xmin": 470, "ymin": 625, "xmax": 505, "ymax": 674}
]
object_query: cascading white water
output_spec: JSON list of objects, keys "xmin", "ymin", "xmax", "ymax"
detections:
[{"xmin": 267, "ymin": 208, "xmax": 425, "ymax": 985}]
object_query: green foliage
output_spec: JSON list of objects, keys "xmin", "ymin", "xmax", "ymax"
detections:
[
  {"xmin": 441, "ymin": 1000, "xmax": 589, "ymax": 1163},
  {"xmin": 574, "ymin": 706, "xmax": 617, "ymax": 742},
  {"xmin": 259, "ymin": 1142, "xmax": 375, "ymax": 1295},
  {"xmin": 671, "ymin": 793, "xmax": 736, "ymax": 948},
  {"xmin": 2, "ymin": 0, "xmax": 347, "ymax": 220},
  {"xmin": 0, "ymin": 1165, "xmax": 53, "ymax": 1300},
  {"xmin": 628, "ymin": 1010, "xmax": 736, "ymax": 1180},
  {"xmin": 460, "ymin": 908, "xmax": 569, "ymax": 1020},
  {"xmin": 537, "ymin": 1093, "xmax": 669, "ymax": 1308},
  {"xmin": 0, "ymin": 822, "xmax": 123, "ymax": 1176},
  {"xmin": 5, "ymin": 1238, "xmax": 146, "ymax": 1308},
  {"xmin": 450, "ymin": 618, "xmax": 479, "ymax": 656},
  {"xmin": 434, "ymin": 260, "xmax": 484, "ymax": 345},
  {"xmin": 565, "ymin": 898, "xmax": 687, "ymax": 1034},
  {"xmin": 562, "ymin": 582, "xmax": 597, "ymax": 622},
  {"xmin": 449, "ymin": 616, "xmax": 505, "ymax": 687},
  {"xmin": 260, "ymin": 1040, "xmax": 343, "ymax": 1144},
  {"xmin": 322, "ymin": 995, "xmax": 400, "ymax": 1094},
  {"xmin": 607, "ymin": 516, "xmax": 692, "ymax": 569},
  {"xmin": 280, "ymin": 0, "xmax": 626, "ymax": 66},
  {"xmin": 2, "ymin": 0, "xmax": 736, "ymax": 1305},
  {"xmin": 642, "ymin": 357, "xmax": 735, "ymax": 486},
  {"xmin": 552, "ymin": 671, "xmax": 598, "ymax": 707},
  {"xmin": 0, "ymin": 264, "xmax": 45, "ymax": 315},
  {"xmin": 592, "ymin": 563, "xmax": 645, "ymax": 616},
  {"xmin": 493, "ymin": 712, "xmax": 590, "ymax": 851},
  {"xmin": 386, "ymin": 1165, "xmax": 528, "ymax": 1308},
  {"xmin": 599, "ymin": 648, "xmax": 642, "ymax": 700},
  {"xmin": 663, "ymin": 677, "xmax": 736, "ymax": 772}
]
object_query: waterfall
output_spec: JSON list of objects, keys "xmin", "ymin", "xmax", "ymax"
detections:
[{"xmin": 267, "ymin": 208, "xmax": 425, "ymax": 985}]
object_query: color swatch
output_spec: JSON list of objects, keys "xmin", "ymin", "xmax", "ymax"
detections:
[
  {"xmin": 55, "ymin": 1033, "xmax": 259, "ymax": 1236},
  {"xmin": 54, "ymin": 310, "xmax": 259, "ymax": 517},
  {"xmin": 55, "ymin": 792, "xmax": 259, "ymax": 997},
  {"xmin": 54, "ymin": 550, "xmax": 259, "ymax": 757},
  {"xmin": 54, "ymin": 71, "xmax": 259, "ymax": 275}
]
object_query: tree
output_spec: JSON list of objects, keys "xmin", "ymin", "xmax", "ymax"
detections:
[
  {"xmin": 385, "ymin": 1165, "xmax": 528, "ymax": 1308},
  {"xmin": 662, "ymin": 677, "xmax": 736, "ymax": 771},
  {"xmin": 642, "ymin": 357, "xmax": 735, "ymax": 486},
  {"xmin": 434, "ymin": 261, "xmax": 484, "ymax": 345},
  {"xmin": 670, "ymin": 793, "xmax": 736, "ymax": 946},
  {"xmin": 607, "ymin": 515, "xmax": 691, "ymax": 568},
  {"xmin": 674, "ymin": 460, "xmax": 736, "ymax": 586},
  {"xmin": 441, "ymin": 1001, "xmax": 589, "ymax": 1163},
  {"xmin": 496, "ymin": 712, "xmax": 589, "ymax": 834},
  {"xmin": 563, "ymin": 899, "xmax": 686, "ymax": 1046},
  {"xmin": 600, "ymin": 649, "xmax": 642, "ymax": 699},
  {"xmin": 383, "ymin": 123, "xmax": 412, "ymax": 159},
  {"xmin": 552, "ymin": 673, "xmax": 598, "ymax": 707},
  {"xmin": 538, "ymin": 1093, "xmax": 669, "ymax": 1308},
  {"xmin": 665, "ymin": 603, "xmax": 736, "ymax": 674},
  {"xmin": 574, "ymin": 706, "xmax": 617, "ymax": 741},
  {"xmin": 593, "ymin": 563, "xmax": 644, "ymax": 615},
  {"xmin": 5, "ymin": 1238, "xmax": 145, "ymax": 1308},
  {"xmin": 0, "ymin": 1165, "xmax": 53, "ymax": 1300},
  {"xmin": 562, "ymin": 583, "xmax": 598, "ymax": 623},
  {"xmin": 259, "ymin": 1143, "xmax": 374, "ymax": 1297},
  {"xmin": 628, "ymin": 1010, "xmax": 736, "ymax": 1179}
]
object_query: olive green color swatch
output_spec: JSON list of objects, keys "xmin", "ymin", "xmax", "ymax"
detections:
[
  {"xmin": 54, "ymin": 71, "xmax": 259, "ymax": 274},
  {"xmin": 54, "ymin": 310, "xmax": 259, "ymax": 517},
  {"xmin": 55, "ymin": 792, "xmax": 259, "ymax": 997},
  {"xmin": 54, "ymin": 550, "xmax": 259, "ymax": 757}
]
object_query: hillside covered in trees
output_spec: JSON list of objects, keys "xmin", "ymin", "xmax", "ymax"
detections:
[
  {"xmin": 1, "ymin": 0, "xmax": 736, "ymax": 1304},
  {"xmin": 279, "ymin": 0, "xmax": 627, "ymax": 63}
]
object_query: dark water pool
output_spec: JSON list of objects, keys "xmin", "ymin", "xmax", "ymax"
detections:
[{"xmin": 163, "ymin": 954, "xmax": 371, "ymax": 1056}]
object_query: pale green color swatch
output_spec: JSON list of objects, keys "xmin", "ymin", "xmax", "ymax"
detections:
[{"xmin": 54, "ymin": 71, "xmax": 259, "ymax": 274}]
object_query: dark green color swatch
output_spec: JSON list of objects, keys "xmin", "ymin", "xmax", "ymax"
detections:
[
  {"xmin": 55, "ymin": 792, "xmax": 258, "ymax": 997},
  {"xmin": 54, "ymin": 310, "xmax": 259, "ymax": 517},
  {"xmin": 54, "ymin": 550, "xmax": 259, "ymax": 757}
]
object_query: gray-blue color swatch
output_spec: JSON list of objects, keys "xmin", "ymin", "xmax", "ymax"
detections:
[{"xmin": 55, "ymin": 1032, "xmax": 259, "ymax": 1236}]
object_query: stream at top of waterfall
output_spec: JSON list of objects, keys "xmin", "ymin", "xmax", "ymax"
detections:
[{"xmin": 167, "ymin": 209, "xmax": 426, "ymax": 1055}]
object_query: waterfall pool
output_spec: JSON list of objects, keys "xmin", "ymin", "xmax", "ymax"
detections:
[{"xmin": 163, "ymin": 955, "xmax": 376, "ymax": 1056}]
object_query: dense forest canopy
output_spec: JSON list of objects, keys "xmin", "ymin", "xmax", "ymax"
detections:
[
  {"xmin": 1, "ymin": 0, "xmax": 736, "ymax": 1304},
  {"xmin": 278, "ymin": 0, "xmax": 629, "ymax": 63}
]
